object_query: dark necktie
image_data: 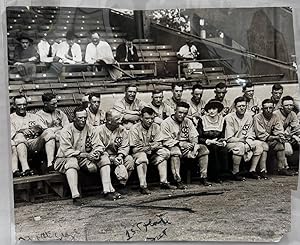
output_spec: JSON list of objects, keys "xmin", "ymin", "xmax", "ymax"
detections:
[
  {"xmin": 47, "ymin": 45, "xmax": 52, "ymax": 57},
  {"xmin": 67, "ymin": 46, "xmax": 73, "ymax": 57}
]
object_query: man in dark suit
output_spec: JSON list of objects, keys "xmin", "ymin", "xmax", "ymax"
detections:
[{"xmin": 115, "ymin": 37, "xmax": 139, "ymax": 69}]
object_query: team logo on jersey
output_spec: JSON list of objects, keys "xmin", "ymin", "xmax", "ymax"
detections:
[
  {"xmin": 180, "ymin": 125, "xmax": 189, "ymax": 139},
  {"xmin": 115, "ymin": 136, "xmax": 123, "ymax": 147},
  {"xmin": 85, "ymin": 136, "xmax": 92, "ymax": 153},
  {"xmin": 149, "ymin": 135, "xmax": 155, "ymax": 142},
  {"xmin": 28, "ymin": 121, "xmax": 37, "ymax": 127},
  {"xmin": 251, "ymin": 106, "xmax": 259, "ymax": 114},
  {"xmin": 242, "ymin": 124, "xmax": 250, "ymax": 135}
]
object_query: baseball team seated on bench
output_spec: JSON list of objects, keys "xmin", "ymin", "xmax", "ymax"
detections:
[{"xmin": 10, "ymin": 81, "xmax": 300, "ymax": 205}]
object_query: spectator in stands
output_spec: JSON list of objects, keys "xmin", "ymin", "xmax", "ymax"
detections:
[
  {"xmin": 188, "ymin": 83, "xmax": 206, "ymax": 125},
  {"xmin": 197, "ymin": 100, "xmax": 227, "ymax": 183},
  {"xmin": 129, "ymin": 107, "xmax": 174, "ymax": 194},
  {"xmin": 274, "ymin": 96, "xmax": 300, "ymax": 159},
  {"xmin": 85, "ymin": 31, "xmax": 122, "ymax": 81},
  {"xmin": 38, "ymin": 32, "xmax": 59, "ymax": 63},
  {"xmin": 213, "ymin": 82, "xmax": 231, "ymax": 116},
  {"xmin": 56, "ymin": 30, "xmax": 82, "ymax": 64},
  {"xmin": 149, "ymin": 89, "xmax": 172, "ymax": 124},
  {"xmin": 253, "ymin": 99, "xmax": 295, "ymax": 176},
  {"xmin": 86, "ymin": 93, "xmax": 106, "ymax": 126},
  {"xmin": 160, "ymin": 101, "xmax": 210, "ymax": 188},
  {"xmin": 113, "ymin": 84, "xmax": 147, "ymax": 129},
  {"xmin": 13, "ymin": 32, "xmax": 39, "ymax": 82},
  {"xmin": 54, "ymin": 106, "xmax": 120, "ymax": 205},
  {"xmin": 10, "ymin": 95, "xmax": 56, "ymax": 177},
  {"xmin": 270, "ymin": 84, "xmax": 284, "ymax": 110},
  {"xmin": 164, "ymin": 83, "xmax": 187, "ymax": 114},
  {"xmin": 115, "ymin": 36, "xmax": 139, "ymax": 69},
  {"xmin": 97, "ymin": 110, "xmax": 134, "ymax": 195},
  {"xmin": 225, "ymin": 97, "xmax": 265, "ymax": 180},
  {"xmin": 36, "ymin": 92, "xmax": 69, "ymax": 151},
  {"xmin": 37, "ymin": 32, "xmax": 63, "ymax": 74},
  {"xmin": 177, "ymin": 39, "xmax": 203, "ymax": 78},
  {"xmin": 177, "ymin": 39, "xmax": 200, "ymax": 60}
]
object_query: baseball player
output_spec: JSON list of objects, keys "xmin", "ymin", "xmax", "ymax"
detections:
[
  {"xmin": 97, "ymin": 109, "xmax": 134, "ymax": 194},
  {"xmin": 212, "ymin": 82, "xmax": 231, "ymax": 116},
  {"xmin": 160, "ymin": 101, "xmax": 210, "ymax": 188},
  {"xmin": 113, "ymin": 84, "xmax": 147, "ymax": 129},
  {"xmin": 274, "ymin": 96, "xmax": 300, "ymax": 161},
  {"xmin": 270, "ymin": 84, "xmax": 284, "ymax": 110},
  {"xmin": 36, "ymin": 92, "xmax": 69, "ymax": 148},
  {"xmin": 129, "ymin": 107, "xmax": 174, "ymax": 194},
  {"xmin": 253, "ymin": 98, "xmax": 294, "ymax": 176},
  {"xmin": 187, "ymin": 83, "xmax": 206, "ymax": 125},
  {"xmin": 149, "ymin": 89, "xmax": 173, "ymax": 124},
  {"xmin": 225, "ymin": 96, "xmax": 265, "ymax": 180},
  {"xmin": 86, "ymin": 92, "xmax": 106, "ymax": 126},
  {"xmin": 54, "ymin": 106, "xmax": 119, "ymax": 206},
  {"xmin": 164, "ymin": 83, "xmax": 187, "ymax": 115},
  {"xmin": 230, "ymin": 81, "xmax": 261, "ymax": 115},
  {"xmin": 11, "ymin": 95, "xmax": 56, "ymax": 176}
]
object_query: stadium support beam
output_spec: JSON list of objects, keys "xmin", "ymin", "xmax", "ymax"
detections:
[{"xmin": 134, "ymin": 10, "xmax": 144, "ymax": 39}]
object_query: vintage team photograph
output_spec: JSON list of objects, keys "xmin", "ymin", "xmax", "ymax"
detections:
[{"xmin": 7, "ymin": 5, "xmax": 299, "ymax": 242}]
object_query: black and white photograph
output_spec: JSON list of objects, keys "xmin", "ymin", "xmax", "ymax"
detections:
[{"xmin": 4, "ymin": 3, "xmax": 300, "ymax": 243}]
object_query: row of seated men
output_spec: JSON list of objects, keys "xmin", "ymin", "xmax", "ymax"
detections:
[
  {"xmin": 10, "ymin": 81, "xmax": 300, "ymax": 206},
  {"xmin": 10, "ymin": 29, "xmax": 203, "ymax": 82},
  {"xmin": 10, "ymin": 30, "xmax": 140, "ymax": 82}
]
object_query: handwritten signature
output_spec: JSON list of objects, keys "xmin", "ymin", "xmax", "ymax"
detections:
[
  {"xmin": 125, "ymin": 212, "xmax": 171, "ymax": 241},
  {"xmin": 18, "ymin": 229, "xmax": 79, "ymax": 241}
]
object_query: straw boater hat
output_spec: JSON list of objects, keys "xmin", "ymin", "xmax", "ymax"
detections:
[
  {"xmin": 204, "ymin": 99, "xmax": 224, "ymax": 113},
  {"xmin": 17, "ymin": 32, "xmax": 33, "ymax": 43}
]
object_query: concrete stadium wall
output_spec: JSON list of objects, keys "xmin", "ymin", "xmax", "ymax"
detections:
[
  {"xmin": 99, "ymin": 82, "xmax": 300, "ymax": 111},
  {"xmin": 189, "ymin": 8, "xmax": 295, "ymax": 62},
  {"xmin": 149, "ymin": 24, "xmax": 295, "ymax": 80}
]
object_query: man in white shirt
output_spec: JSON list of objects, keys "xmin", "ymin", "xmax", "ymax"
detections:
[
  {"xmin": 177, "ymin": 39, "xmax": 202, "ymax": 77},
  {"xmin": 37, "ymin": 32, "xmax": 59, "ymax": 63},
  {"xmin": 56, "ymin": 31, "xmax": 82, "ymax": 64},
  {"xmin": 177, "ymin": 39, "xmax": 200, "ymax": 60},
  {"xmin": 85, "ymin": 31, "xmax": 121, "ymax": 80}
]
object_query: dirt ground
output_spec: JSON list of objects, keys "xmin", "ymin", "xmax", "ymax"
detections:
[{"xmin": 14, "ymin": 175, "xmax": 298, "ymax": 242}]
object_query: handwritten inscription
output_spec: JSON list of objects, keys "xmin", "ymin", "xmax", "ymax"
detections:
[
  {"xmin": 18, "ymin": 229, "xmax": 79, "ymax": 241},
  {"xmin": 125, "ymin": 212, "xmax": 171, "ymax": 241}
]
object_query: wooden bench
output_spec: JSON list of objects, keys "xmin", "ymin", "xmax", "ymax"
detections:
[{"xmin": 13, "ymin": 172, "xmax": 66, "ymax": 202}]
